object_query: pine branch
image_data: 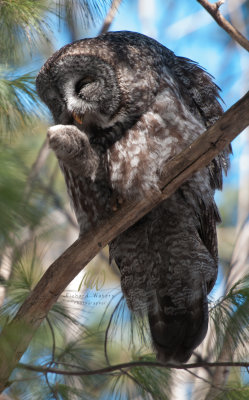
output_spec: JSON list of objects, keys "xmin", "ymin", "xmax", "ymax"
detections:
[
  {"xmin": 204, "ymin": 338, "xmax": 233, "ymax": 400},
  {"xmin": 197, "ymin": 0, "xmax": 249, "ymax": 52},
  {"xmin": 0, "ymin": 91, "xmax": 249, "ymax": 393},
  {"xmin": 16, "ymin": 360, "xmax": 249, "ymax": 376},
  {"xmin": 0, "ymin": 70, "xmax": 40, "ymax": 135}
]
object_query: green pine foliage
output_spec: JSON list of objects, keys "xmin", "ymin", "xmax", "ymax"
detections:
[
  {"xmin": 215, "ymin": 384, "xmax": 249, "ymax": 400},
  {"xmin": 0, "ymin": 0, "xmax": 110, "ymax": 63},
  {"xmin": 0, "ymin": 0, "xmax": 50, "ymax": 63},
  {"xmin": 210, "ymin": 274, "xmax": 249, "ymax": 358},
  {"xmin": 1, "ymin": 0, "xmax": 249, "ymax": 399},
  {"xmin": 0, "ymin": 70, "xmax": 41, "ymax": 136},
  {"xmin": 0, "ymin": 140, "xmax": 41, "ymax": 243}
]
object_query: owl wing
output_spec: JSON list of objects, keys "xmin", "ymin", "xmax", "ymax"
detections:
[
  {"xmin": 171, "ymin": 55, "xmax": 231, "ymax": 186},
  {"xmin": 109, "ymin": 59, "xmax": 229, "ymax": 363}
]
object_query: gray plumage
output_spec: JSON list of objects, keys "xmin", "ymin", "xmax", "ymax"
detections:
[{"xmin": 36, "ymin": 31, "xmax": 230, "ymax": 363}]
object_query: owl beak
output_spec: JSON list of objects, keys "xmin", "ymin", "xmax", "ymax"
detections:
[{"xmin": 72, "ymin": 111, "xmax": 83, "ymax": 125}]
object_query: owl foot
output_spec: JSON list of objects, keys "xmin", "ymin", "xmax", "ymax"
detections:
[
  {"xmin": 111, "ymin": 195, "xmax": 124, "ymax": 211},
  {"xmin": 47, "ymin": 125, "xmax": 89, "ymax": 160},
  {"xmin": 47, "ymin": 125, "xmax": 99, "ymax": 177}
]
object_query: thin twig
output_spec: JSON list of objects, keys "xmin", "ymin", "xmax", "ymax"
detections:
[
  {"xmin": 38, "ymin": 165, "xmax": 78, "ymax": 229},
  {"xmin": 186, "ymin": 369, "xmax": 222, "ymax": 394},
  {"xmin": 99, "ymin": 0, "xmax": 122, "ymax": 35},
  {"xmin": 44, "ymin": 374, "xmax": 59, "ymax": 400},
  {"xmin": 102, "ymin": 296, "xmax": 145, "ymax": 392},
  {"xmin": 46, "ymin": 316, "xmax": 56, "ymax": 364},
  {"xmin": 51, "ymin": 361, "xmax": 89, "ymax": 370},
  {"xmin": 104, "ymin": 297, "xmax": 123, "ymax": 366},
  {"xmin": 25, "ymin": 137, "xmax": 50, "ymax": 197},
  {"xmin": 17, "ymin": 360, "xmax": 249, "ymax": 376},
  {"xmin": 45, "ymin": 316, "xmax": 59, "ymax": 400},
  {"xmin": 197, "ymin": 0, "xmax": 249, "ymax": 52}
]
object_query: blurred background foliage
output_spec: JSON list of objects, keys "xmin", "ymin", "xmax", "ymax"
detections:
[{"xmin": 0, "ymin": 0, "xmax": 249, "ymax": 399}]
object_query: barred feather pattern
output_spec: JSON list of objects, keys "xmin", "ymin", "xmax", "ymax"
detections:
[{"xmin": 36, "ymin": 31, "xmax": 230, "ymax": 363}]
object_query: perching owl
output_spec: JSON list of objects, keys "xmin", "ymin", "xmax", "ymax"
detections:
[{"xmin": 36, "ymin": 31, "xmax": 230, "ymax": 363}]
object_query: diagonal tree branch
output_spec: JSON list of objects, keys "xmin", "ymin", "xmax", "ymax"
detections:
[
  {"xmin": 0, "ymin": 91, "xmax": 249, "ymax": 393},
  {"xmin": 197, "ymin": 0, "xmax": 249, "ymax": 52}
]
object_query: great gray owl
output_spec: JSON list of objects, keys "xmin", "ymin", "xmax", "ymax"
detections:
[{"xmin": 36, "ymin": 31, "xmax": 230, "ymax": 363}]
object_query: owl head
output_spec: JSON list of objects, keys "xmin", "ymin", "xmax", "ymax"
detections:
[
  {"xmin": 36, "ymin": 50, "xmax": 121, "ymax": 128},
  {"xmin": 36, "ymin": 31, "xmax": 164, "ymax": 130}
]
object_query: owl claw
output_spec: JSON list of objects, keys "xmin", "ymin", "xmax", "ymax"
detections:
[
  {"xmin": 47, "ymin": 124, "xmax": 89, "ymax": 159},
  {"xmin": 111, "ymin": 195, "xmax": 124, "ymax": 212},
  {"xmin": 47, "ymin": 125, "xmax": 68, "ymax": 149},
  {"xmin": 117, "ymin": 197, "xmax": 123, "ymax": 205}
]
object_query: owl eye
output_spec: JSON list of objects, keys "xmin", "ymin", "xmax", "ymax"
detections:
[{"xmin": 75, "ymin": 76, "xmax": 94, "ymax": 95}]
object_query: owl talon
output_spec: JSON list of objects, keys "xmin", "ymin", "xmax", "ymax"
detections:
[
  {"xmin": 117, "ymin": 197, "xmax": 123, "ymax": 205},
  {"xmin": 111, "ymin": 195, "xmax": 124, "ymax": 212}
]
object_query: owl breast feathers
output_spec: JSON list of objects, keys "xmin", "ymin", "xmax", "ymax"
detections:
[{"xmin": 36, "ymin": 31, "xmax": 230, "ymax": 363}]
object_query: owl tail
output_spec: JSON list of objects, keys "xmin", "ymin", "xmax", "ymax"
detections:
[
  {"xmin": 148, "ymin": 285, "xmax": 209, "ymax": 363},
  {"xmin": 110, "ymin": 192, "xmax": 218, "ymax": 364}
]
